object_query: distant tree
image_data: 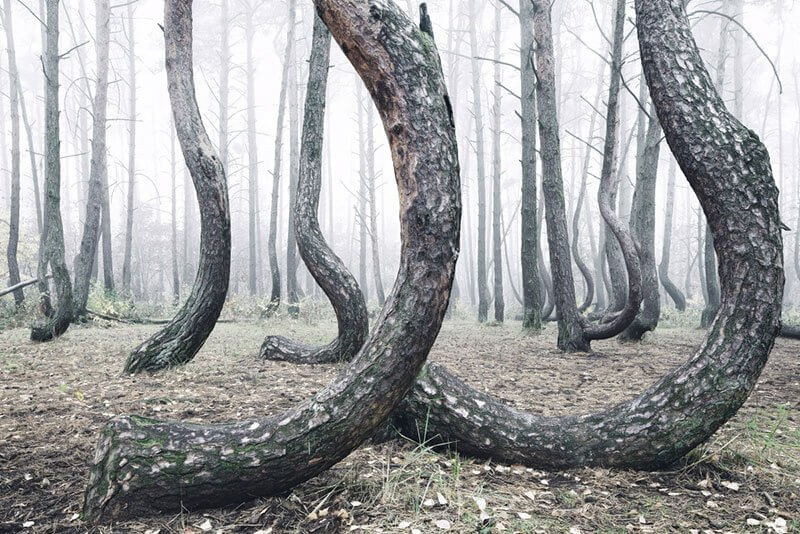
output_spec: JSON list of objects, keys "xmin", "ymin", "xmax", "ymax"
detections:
[
  {"xmin": 366, "ymin": 106, "xmax": 386, "ymax": 306},
  {"xmin": 286, "ymin": 0, "xmax": 301, "ymax": 316},
  {"xmin": 490, "ymin": 1, "xmax": 504, "ymax": 323},
  {"xmin": 658, "ymin": 157, "xmax": 686, "ymax": 310},
  {"xmin": 121, "ymin": 2, "xmax": 137, "ymax": 294}
]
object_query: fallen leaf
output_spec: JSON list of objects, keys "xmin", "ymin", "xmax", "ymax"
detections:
[{"xmin": 435, "ymin": 519, "xmax": 451, "ymax": 530}]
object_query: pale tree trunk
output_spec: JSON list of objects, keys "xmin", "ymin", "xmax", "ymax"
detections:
[
  {"xmin": 491, "ymin": 1, "xmax": 503, "ymax": 323},
  {"xmin": 356, "ymin": 83, "xmax": 369, "ymax": 299},
  {"xmin": 17, "ymin": 77, "xmax": 43, "ymax": 236},
  {"xmin": 219, "ymin": 0, "xmax": 232, "ymax": 294},
  {"xmin": 246, "ymin": 5, "xmax": 258, "ymax": 296},
  {"xmin": 170, "ymin": 120, "xmax": 180, "ymax": 306},
  {"xmin": 658, "ymin": 157, "xmax": 686, "ymax": 310},
  {"xmin": 82, "ymin": 0, "xmax": 459, "ymax": 519},
  {"xmin": 72, "ymin": 0, "xmax": 110, "ymax": 318},
  {"xmin": 366, "ymin": 105, "xmax": 385, "ymax": 305},
  {"xmin": 267, "ymin": 12, "xmax": 294, "ymax": 314},
  {"xmin": 32, "ymin": 0, "xmax": 73, "ymax": 342},
  {"xmin": 2, "ymin": 0, "xmax": 23, "ymax": 305},
  {"xmin": 123, "ymin": 0, "xmax": 231, "ymax": 373},
  {"xmin": 286, "ymin": 0, "xmax": 301, "ymax": 316},
  {"xmin": 121, "ymin": 2, "xmax": 137, "ymax": 294},
  {"xmin": 260, "ymin": 13, "xmax": 368, "ymax": 364},
  {"xmin": 0, "ymin": 53, "xmax": 6, "ymax": 212},
  {"xmin": 518, "ymin": 0, "xmax": 541, "ymax": 330},
  {"xmin": 586, "ymin": 198, "xmax": 606, "ymax": 310},
  {"xmin": 468, "ymin": 0, "xmax": 489, "ymax": 322},
  {"xmin": 391, "ymin": 0, "xmax": 783, "ymax": 472}
]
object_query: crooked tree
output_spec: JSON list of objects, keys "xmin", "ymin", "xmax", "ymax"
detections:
[{"xmin": 82, "ymin": 0, "xmax": 459, "ymax": 520}]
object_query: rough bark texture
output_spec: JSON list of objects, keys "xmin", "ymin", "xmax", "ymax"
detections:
[
  {"xmin": 122, "ymin": 0, "xmax": 231, "ymax": 374},
  {"xmin": 31, "ymin": 0, "xmax": 73, "ymax": 342},
  {"xmin": 658, "ymin": 157, "xmax": 686, "ymax": 310},
  {"xmin": 72, "ymin": 0, "xmax": 110, "ymax": 318},
  {"xmin": 518, "ymin": 0, "xmax": 541, "ymax": 330},
  {"xmin": 83, "ymin": 0, "xmax": 459, "ymax": 520},
  {"xmin": 533, "ymin": 0, "xmax": 587, "ymax": 351},
  {"xmin": 391, "ymin": 0, "xmax": 783, "ymax": 470},
  {"xmin": 2, "ymin": 0, "xmax": 23, "ymax": 306},
  {"xmin": 620, "ymin": 96, "xmax": 662, "ymax": 341},
  {"xmin": 121, "ymin": 2, "xmax": 137, "ymax": 294},
  {"xmin": 468, "ymin": 0, "xmax": 489, "ymax": 323},
  {"xmin": 260, "ymin": 14, "xmax": 368, "ymax": 365}
]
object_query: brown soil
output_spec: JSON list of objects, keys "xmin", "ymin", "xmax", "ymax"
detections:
[{"xmin": 1, "ymin": 319, "xmax": 798, "ymax": 533}]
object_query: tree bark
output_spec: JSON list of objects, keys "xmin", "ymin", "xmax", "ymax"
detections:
[
  {"xmin": 122, "ymin": 0, "xmax": 231, "ymax": 373},
  {"xmin": 658, "ymin": 157, "xmax": 686, "ymax": 310},
  {"xmin": 491, "ymin": 1, "xmax": 504, "ymax": 323},
  {"xmin": 72, "ymin": 0, "xmax": 110, "ymax": 318},
  {"xmin": 121, "ymin": 2, "xmax": 137, "ymax": 295},
  {"xmin": 391, "ymin": 0, "xmax": 783, "ymax": 471},
  {"xmin": 518, "ymin": 0, "xmax": 541, "ymax": 330},
  {"xmin": 260, "ymin": 13, "xmax": 369, "ymax": 365},
  {"xmin": 468, "ymin": 0, "xmax": 489, "ymax": 322},
  {"xmin": 2, "ymin": 0, "xmax": 23, "ymax": 306},
  {"xmin": 82, "ymin": 0, "xmax": 459, "ymax": 520},
  {"xmin": 31, "ymin": 0, "xmax": 73, "ymax": 342}
]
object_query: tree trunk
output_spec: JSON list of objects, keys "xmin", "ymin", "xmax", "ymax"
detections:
[
  {"xmin": 266, "ymin": 11, "xmax": 295, "ymax": 315},
  {"xmin": 658, "ymin": 157, "xmax": 686, "ymax": 310},
  {"xmin": 246, "ymin": 7, "xmax": 258, "ymax": 297},
  {"xmin": 122, "ymin": 0, "xmax": 231, "ymax": 374},
  {"xmin": 31, "ymin": 0, "xmax": 73, "ymax": 342},
  {"xmin": 99, "ymin": 156, "xmax": 114, "ymax": 292},
  {"xmin": 72, "ymin": 0, "xmax": 110, "ymax": 318},
  {"xmin": 286, "ymin": 0, "xmax": 301, "ymax": 317},
  {"xmin": 2, "ymin": 0, "xmax": 23, "ymax": 306},
  {"xmin": 170, "ymin": 119, "xmax": 180, "ymax": 306},
  {"xmin": 391, "ymin": 0, "xmax": 783, "ymax": 471},
  {"xmin": 491, "ymin": 1, "xmax": 504, "ymax": 323},
  {"xmin": 619, "ymin": 89, "xmax": 662, "ymax": 341},
  {"xmin": 82, "ymin": 0, "xmax": 459, "ymax": 520},
  {"xmin": 366, "ymin": 105, "xmax": 386, "ymax": 306},
  {"xmin": 356, "ymin": 83, "xmax": 369, "ymax": 300},
  {"xmin": 518, "ymin": 0, "xmax": 541, "ymax": 330},
  {"xmin": 121, "ymin": 3, "xmax": 136, "ymax": 294},
  {"xmin": 260, "ymin": 14, "xmax": 369, "ymax": 365},
  {"xmin": 468, "ymin": 0, "xmax": 489, "ymax": 322},
  {"xmin": 533, "ymin": 0, "xmax": 587, "ymax": 351}
]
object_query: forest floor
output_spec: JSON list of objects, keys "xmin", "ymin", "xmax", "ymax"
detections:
[{"xmin": 1, "ymin": 317, "xmax": 798, "ymax": 533}]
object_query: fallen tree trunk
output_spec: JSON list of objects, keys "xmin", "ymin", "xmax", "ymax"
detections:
[
  {"xmin": 260, "ymin": 13, "xmax": 368, "ymax": 364},
  {"xmin": 0, "ymin": 277, "xmax": 46, "ymax": 299},
  {"xmin": 122, "ymin": 0, "xmax": 232, "ymax": 374},
  {"xmin": 82, "ymin": 0, "xmax": 459, "ymax": 522},
  {"xmin": 391, "ymin": 0, "xmax": 782, "ymax": 469}
]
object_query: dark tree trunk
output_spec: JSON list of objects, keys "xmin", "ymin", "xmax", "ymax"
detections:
[
  {"xmin": 31, "ymin": 0, "xmax": 73, "ymax": 342},
  {"xmin": 122, "ymin": 0, "xmax": 231, "ymax": 374},
  {"xmin": 266, "ymin": 9, "xmax": 295, "ymax": 315},
  {"xmin": 659, "ymin": 157, "xmax": 686, "ymax": 310},
  {"xmin": 491, "ymin": 1, "xmax": 503, "ymax": 323},
  {"xmin": 619, "ymin": 93, "xmax": 662, "ymax": 341},
  {"xmin": 72, "ymin": 0, "xmax": 110, "ymax": 318},
  {"xmin": 391, "ymin": 0, "xmax": 783, "ymax": 471},
  {"xmin": 260, "ymin": 13, "xmax": 368, "ymax": 365},
  {"xmin": 121, "ymin": 2, "xmax": 136, "ymax": 295},
  {"xmin": 468, "ymin": 0, "xmax": 489, "ymax": 322},
  {"xmin": 518, "ymin": 0, "xmax": 541, "ymax": 330},
  {"xmin": 83, "ymin": 0, "xmax": 459, "ymax": 520},
  {"xmin": 2, "ymin": 0, "xmax": 23, "ymax": 306},
  {"xmin": 533, "ymin": 0, "xmax": 587, "ymax": 351}
]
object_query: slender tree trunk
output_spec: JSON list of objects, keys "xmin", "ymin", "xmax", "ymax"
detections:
[
  {"xmin": 286, "ymin": 0, "xmax": 301, "ymax": 316},
  {"xmin": 260, "ymin": 14, "xmax": 369, "ymax": 364},
  {"xmin": 121, "ymin": 3, "xmax": 137, "ymax": 294},
  {"xmin": 0, "ymin": 54, "xmax": 6, "ymax": 212},
  {"xmin": 246, "ymin": 8, "xmax": 259, "ymax": 297},
  {"xmin": 366, "ymin": 105, "xmax": 385, "ymax": 305},
  {"xmin": 123, "ymin": 0, "xmax": 231, "ymax": 373},
  {"xmin": 391, "ymin": 0, "xmax": 783, "ymax": 472},
  {"xmin": 468, "ymin": 0, "xmax": 489, "ymax": 322},
  {"xmin": 72, "ymin": 0, "xmax": 110, "ymax": 317},
  {"xmin": 2, "ymin": 0, "xmax": 23, "ymax": 305},
  {"xmin": 586, "ymin": 198, "xmax": 606, "ymax": 310},
  {"xmin": 83, "ymin": 0, "xmax": 459, "ymax": 519},
  {"xmin": 218, "ymin": 0, "xmax": 229, "ymax": 175},
  {"xmin": 519, "ymin": 0, "xmax": 541, "ymax": 330},
  {"xmin": 170, "ymin": 119, "xmax": 180, "ymax": 306},
  {"xmin": 356, "ymin": 83, "xmax": 369, "ymax": 300},
  {"xmin": 17, "ymin": 79, "xmax": 42, "ymax": 236},
  {"xmin": 659, "ymin": 157, "xmax": 686, "ymax": 310},
  {"xmin": 31, "ymin": 0, "xmax": 73, "ymax": 342},
  {"xmin": 491, "ymin": 2, "xmax": 504, "ymax": 323}
]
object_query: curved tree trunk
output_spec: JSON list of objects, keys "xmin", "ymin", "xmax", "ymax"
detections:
[
  {"xmin": 658, "ymin": 157, "xmax": 687, "ymax": 310},
  {"xmin": 260, "ymin": 13, "xmax": 368, "ymax": 365},
  {"xmin": 619, "ymin": 95, "xmax": 662, "ymax": 341},
  {"xmin": 72, "ymin": 0, "xmax": 110, "ymax": 319},
  {"xmin": 31, "ymin": 0, "xmax": 73, "ymax": 343},
  {"xmin": 122, "ymin": 0, "xmax": 231, "ymax": 373},
  {"xmin": 519, "ymin": 0, "xmax": 541, "ymax": 331},
  {"xmin": 82, "ymin": 0, "xmax": 459, "ymax": 521},
  {"xmin": 391, "ymin": 0, "xmax": 782, "ymax": 470}
]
